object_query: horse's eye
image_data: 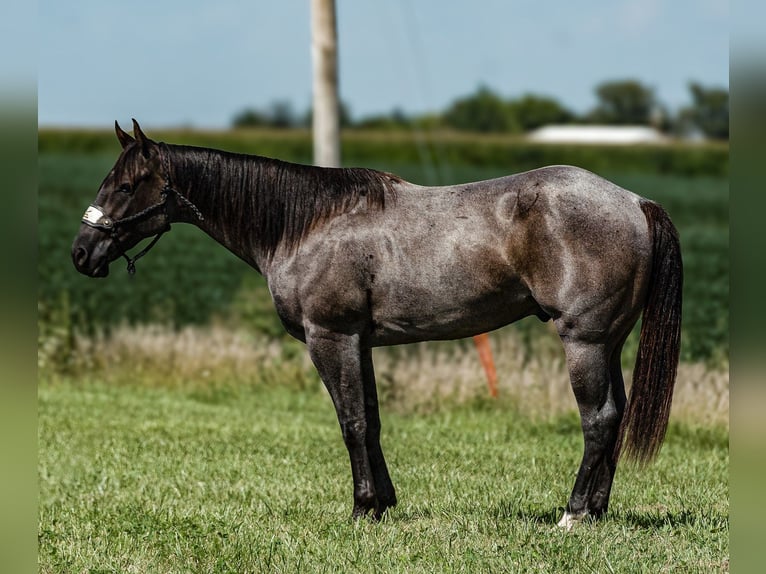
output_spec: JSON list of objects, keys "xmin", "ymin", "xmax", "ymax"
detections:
[{"xmin": 118, "ymin": 183, "xmax": 133, "ymax": 195}]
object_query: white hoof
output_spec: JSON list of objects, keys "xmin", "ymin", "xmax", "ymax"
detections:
[{"xmin": 557, "ymin": 510, "xmax": 587, "ymax": 531}]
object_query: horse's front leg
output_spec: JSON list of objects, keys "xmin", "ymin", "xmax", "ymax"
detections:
[
  {"xmin": 361, "ymin": 347, "xmax": 397, "ymax": 518},
  {"xmin": 306, "ymin": 326, "xmax": 377, "ymax": 519}
]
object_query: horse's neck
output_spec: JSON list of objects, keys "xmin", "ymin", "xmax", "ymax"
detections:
[
  {"xmin": 167, "ymin": 145, "xmax": 396, "ymax": 277},
  {"xmin": 169, "ymin": 146, "xmax": 269, "ymax": 273}
]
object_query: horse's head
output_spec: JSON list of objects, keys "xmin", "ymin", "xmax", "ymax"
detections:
[{"xmin": 72, "ymin": 120, "xmax": 172, "ymax": 277}]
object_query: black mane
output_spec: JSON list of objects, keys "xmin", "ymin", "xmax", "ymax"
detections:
[{"xmin": 164, "ymin": 144, "xmax": 400, "ymax": 257}]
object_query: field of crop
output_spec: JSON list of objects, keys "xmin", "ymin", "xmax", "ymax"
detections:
[
  {"xmin": 38, "ymin": 129, "xmax": 729, "ymax": 572},
  {"xmin": 39, "ymin": 129, "xmax": 728, "ymax": 363}
]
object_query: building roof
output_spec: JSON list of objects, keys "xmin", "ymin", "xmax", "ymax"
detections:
[{"xmin": 527, "ymin": 125, "xmax": 668, "ymax": 145}]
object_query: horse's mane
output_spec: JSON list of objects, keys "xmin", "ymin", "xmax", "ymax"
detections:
[{"xmin": 165, "ymin": 144, "xmax": 400, "ymax": 257}]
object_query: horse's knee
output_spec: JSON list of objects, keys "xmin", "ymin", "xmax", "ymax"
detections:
[{"xmin": 340, "ymin": 418, "xmax": 367, "ymax": 448}]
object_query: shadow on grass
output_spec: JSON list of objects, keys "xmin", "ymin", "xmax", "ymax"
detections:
[
  {"xmin": 500, "ymin": 505, "xmax": 564, "ymax": 525},
  {"xmin": 492, "ymin": 503, "xmax": 727, "ymax": 530},
  {"xmin": 616, "ymin": 508, "xmax": 728, "ymax": 530}
]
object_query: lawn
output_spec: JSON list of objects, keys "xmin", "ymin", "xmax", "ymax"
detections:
[{"xmin": 38, "ymin": 378, "xmax": 728, "ymax": 573}]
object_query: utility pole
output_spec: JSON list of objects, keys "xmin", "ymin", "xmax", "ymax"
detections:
[{"xmin": 311, "ymin": 0, "xmax": 341, "ymax": 167}]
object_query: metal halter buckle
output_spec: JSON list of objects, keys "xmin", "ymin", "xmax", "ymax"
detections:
[{"xmin": 82, "ymin": 204, "xmax": 115, "ymax": 230}]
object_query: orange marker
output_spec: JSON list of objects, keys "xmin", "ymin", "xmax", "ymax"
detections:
[{"xmin": 473, "ymin": 333, "xmax": 498, "ymax": 398}]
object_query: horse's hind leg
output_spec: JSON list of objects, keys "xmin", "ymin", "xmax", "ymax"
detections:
[
  {"xmin": 361, "ymin": 347, "xmax": 397, "ymax": 517},
  {"xmin": 582, "ymin": 342, "xmax": 628, "ymax": 514},
  {"xmin": 558, "ymin": 337, "xmax": 623, "ymax": 530}
]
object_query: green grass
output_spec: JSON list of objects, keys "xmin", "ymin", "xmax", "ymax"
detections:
[{"xmin": 39, "ymin": 378, "xmax": 728, "ymax": 573}]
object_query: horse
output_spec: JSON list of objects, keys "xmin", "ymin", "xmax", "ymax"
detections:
[{"xmin": 72, "ymin": 120, "xmax": 682, "ymax": 529}]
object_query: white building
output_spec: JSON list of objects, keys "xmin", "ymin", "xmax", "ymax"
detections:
[{"xmin": 527, "ymin": 125, "xmax": 668, "ymax": 145}]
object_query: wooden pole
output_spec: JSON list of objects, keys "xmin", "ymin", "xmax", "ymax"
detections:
[{"xmin": 311, "ymin": 0, "xmax": 341, "ymax": 168}]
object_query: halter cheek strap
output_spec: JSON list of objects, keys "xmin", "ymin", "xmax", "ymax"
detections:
[{"xmin": 81, "ymin": 145, "xmax": 203, "ymax": 275}]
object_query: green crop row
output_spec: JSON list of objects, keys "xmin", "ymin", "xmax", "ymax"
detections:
[
  {"xmin": 38, "ymin": 130, "xmax": 728, "ymax": 364},
  {"xmin": 39, "ymin": 127, "xmax": 728, "ymax": 178}
]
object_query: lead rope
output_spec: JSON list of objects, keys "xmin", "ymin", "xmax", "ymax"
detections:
[{"xmin": 121, "ymin": 224, "xmax": 169, "ymax": 275}]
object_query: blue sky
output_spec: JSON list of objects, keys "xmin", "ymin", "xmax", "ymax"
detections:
[{"xmin": 38, "ymin": 0, "xmax": 729, "ymax": 129}]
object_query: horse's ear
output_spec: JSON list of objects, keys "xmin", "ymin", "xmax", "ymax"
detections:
[
  {"xmin": 115, "ymin": 120, "xmax": 134, "ymax": 149},
  {"xmin": 131, "ymin": 118, "xmax": 155, "ymax": 158}
]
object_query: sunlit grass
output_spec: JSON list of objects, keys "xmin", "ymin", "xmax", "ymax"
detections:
[{"xmin": 38, "ymin": 373, "xmax": 728, "ymax": 573}]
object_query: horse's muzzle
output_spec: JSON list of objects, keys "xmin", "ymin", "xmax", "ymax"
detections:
[{"xmin": 71, "ymin": 235, "xmax": 111, "ymax": 278}]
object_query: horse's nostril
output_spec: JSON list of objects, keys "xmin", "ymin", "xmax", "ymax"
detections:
[{"xmin": 74, "ymin": 246, "xmax": 89, "ymax": 268}]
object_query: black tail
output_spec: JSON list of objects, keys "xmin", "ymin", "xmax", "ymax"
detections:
[{"xmin": 614, "ymin": 201, "xmax": 683, "ymax": 464}]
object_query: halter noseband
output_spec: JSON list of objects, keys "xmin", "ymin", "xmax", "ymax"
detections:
[{"xmin": 81, "ymin": 144, "xmax": 203, "ymax": 275}]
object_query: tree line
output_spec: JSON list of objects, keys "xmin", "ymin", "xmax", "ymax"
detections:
[{"xmin": 232, "ymin": 79, "xmax": 729, "ymax": 140}]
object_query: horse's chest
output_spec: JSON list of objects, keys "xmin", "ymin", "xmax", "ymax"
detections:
[{"xmin": 268, "ymin": 287, "xmax": 307, "ymax": 342}]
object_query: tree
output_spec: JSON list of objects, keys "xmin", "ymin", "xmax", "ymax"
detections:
[
  {"xmin": 443, "ymin": 85, "xmax": 519, "ymax": 133},
  {"xmin": 355, "ymin": 107, "xmax": 411, "ymax": 130},
  {"xmin": 231, "ymin": 107, "xmax": 268, "ymax": 128},
  {"xmin": 267, "ymin": 100, "xmax": 297, "ymax": 129},
  {"xmin": 508, "ymin": 94, "xmax": 574, "ymax": 131},
  {"xmin": 679, "ymin": 82, "xmax": 729, "ymax": 140},
  {"xmin": 588, "ymin": 80, "xmax": 656, "ymax": 125},
  {"xmin": 231, "ymin": 100, "xmax": 298, "ymax": 129}
]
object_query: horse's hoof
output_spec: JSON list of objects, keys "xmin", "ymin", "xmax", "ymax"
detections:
[
  {"xmin": 557, "ymin": 510, "xmax": 588, "ymax": 531},
  {"xmin": 352, "ymin": 503, "xmax": 378, "ymax": 521},
  {"xmin": 375, "ymin": 495, "xmax": 397, "ymax": 519}
]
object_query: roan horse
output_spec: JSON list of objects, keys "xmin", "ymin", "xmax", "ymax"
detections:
[{"xmin": 72, "ymin": 120, "xmax": 682, "ymax": 529}]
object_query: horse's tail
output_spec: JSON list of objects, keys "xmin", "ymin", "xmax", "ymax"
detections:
[{"xmin": 614, "ymin": 200, "xmax": 683, "ymax": 464}]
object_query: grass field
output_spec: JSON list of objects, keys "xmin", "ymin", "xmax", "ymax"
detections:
[
  {"xmin": 39, "ymin": 326, "xmax": 728, "ymax": 573},
  {"xmin": 39, "ymin": 377, "xmax": 728, "ymax": 574},
  {"xmin": 39, "ymin": 130, "xmax": 729, "ymax": 571}
]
